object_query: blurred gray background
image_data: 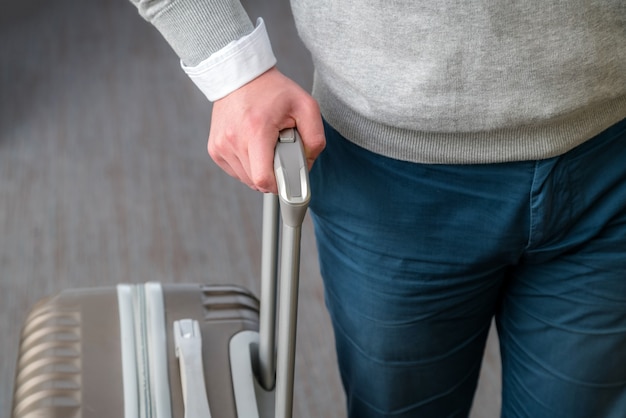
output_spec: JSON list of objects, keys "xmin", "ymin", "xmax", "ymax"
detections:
[{"xmin": 0, "ymin": 0, "xmax": 501, "ymax": 416}]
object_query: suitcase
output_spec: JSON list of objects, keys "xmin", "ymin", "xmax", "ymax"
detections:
[{"xmin": 11, "ymin": 128, "xmax": 311, "ymax": 418}]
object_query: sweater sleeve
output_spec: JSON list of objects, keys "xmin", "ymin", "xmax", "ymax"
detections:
[
  {"xmin": 129, "ymin": 0, "xmax": 277, "ymax": 101},
  {"xmin": 181, "ymin": 18, "xmax": 277, "ymax": 101},
  {"xmin": 128, "ymin": 0, "xmax": 255, "ymax": 66}
]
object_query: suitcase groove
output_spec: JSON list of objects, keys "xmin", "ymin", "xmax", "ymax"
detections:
[
  {"xmin": 20, "ymin": 309, "xmax": 81, "ymax": 345},
  {"xmin": 201, "ymin": 285, "xmax": 260, "ymax": 323}
]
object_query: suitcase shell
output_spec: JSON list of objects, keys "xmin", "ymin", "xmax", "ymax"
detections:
[
  {"xmin": 11, "ymin": 283, "xmax": 260, "ymax": 418},
  {"xmin": 11, "ymin": 129, "xmax": 310, "ymax": 418}
]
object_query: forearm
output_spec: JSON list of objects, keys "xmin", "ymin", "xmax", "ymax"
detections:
[{"xmin": 128, "ymin": 0, "xmax": 325, "ymax": 194}]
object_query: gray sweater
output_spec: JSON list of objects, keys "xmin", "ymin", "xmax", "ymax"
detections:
[{"xmin": 130, "ymin": 0, "xmax": 626, "ymax": 164}]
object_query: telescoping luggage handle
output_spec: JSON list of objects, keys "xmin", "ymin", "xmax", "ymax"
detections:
[
  {"xmin": 173, "ymin": 128, "xmax": 309, "ymax": 418},
  {"xmin": 258, "ymin": 127, "xmax": 310, "ymax": 418}
]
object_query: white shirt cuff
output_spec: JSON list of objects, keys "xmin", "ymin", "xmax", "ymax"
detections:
[{"xmin": 181, "ymin": 18, "xmax": 277, "ymax": 102}]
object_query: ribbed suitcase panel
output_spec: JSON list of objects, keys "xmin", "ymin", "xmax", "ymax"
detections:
[
  {"xmin": 12, "ymin": 284, "xmax": 262, "ymax": 418},
  {"xmin": 13, "ymin": 297, "xmax": 82, "ymax": 418},
  {"xmin": 12, "ymin": 288, "xmax": 126, "ymax": 418}
]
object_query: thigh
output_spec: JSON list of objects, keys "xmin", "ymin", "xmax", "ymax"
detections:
[
  {"xmin": 309, "ymin": 123, "xmax": 530, "ymax": 417},
  {"xmin": 499, "ymin": 240, "xmax": 626, "ymax": 418},
  {"xmin": 498, "ymin": 119, "xmax": 626, "ymax": 418}
]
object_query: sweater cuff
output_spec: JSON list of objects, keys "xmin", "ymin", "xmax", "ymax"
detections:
[{"xmin": 181, "ymin": 18, "xmax": 277, "ymax": 102}]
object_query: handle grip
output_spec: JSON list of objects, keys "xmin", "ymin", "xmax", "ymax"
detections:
[{"xmin": 274, "ymin": 128, "xmax": 311, "ymax": 226}]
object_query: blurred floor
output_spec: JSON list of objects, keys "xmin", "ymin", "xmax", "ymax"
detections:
[{"xmin": 0, "ymin": 0, "xmax": 500, "ymax": 416}]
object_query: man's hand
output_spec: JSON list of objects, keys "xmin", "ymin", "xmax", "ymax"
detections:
[{"xmin": 208, "ymin": 67, "xmax": 325, "ymax": 194}]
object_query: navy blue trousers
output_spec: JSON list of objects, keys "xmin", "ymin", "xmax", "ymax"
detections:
[{"xmin": 309, "ymin": 118, "xmax": 626, "ymax": 417}]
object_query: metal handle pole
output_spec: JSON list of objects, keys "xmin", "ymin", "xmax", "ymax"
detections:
[
  {"xmin": 253, "ymin": 128, "xmax": 309, "ymax": 417},
  {"xmin": 258, "ymin": 193, "xmax": 280, "ymax": 391},
  {"xmin": 274, "ymin": 224, "xmax": 302, "ymax": 418}
]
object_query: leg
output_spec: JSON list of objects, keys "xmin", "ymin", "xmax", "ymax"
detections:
[
  {"xmin": 308, "ymin": 123, "xmax": 531, "ymax": 417},
  {"xmin": 498, "ymin": 119, "xmax": 626, "ymax": 418}
]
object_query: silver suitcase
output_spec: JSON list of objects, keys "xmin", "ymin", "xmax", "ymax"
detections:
[{"xmin": 12, "ymin": 129, "xmax": 310, "ymax": 418}]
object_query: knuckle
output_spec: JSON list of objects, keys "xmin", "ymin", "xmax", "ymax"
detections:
[
  {"xmin": 207, "ymin": 141, "xmax": 220, "ymax": 161},
  {"xmin": 311, "ymin": 132, "xmax": 326, "ymax": 149},
  {"xmin": 208, "ymin": 128, "xmax": 237, "ymax": 159},
  {"xmin": 304, "ymin": 131, "xmax": 326, "ymax": 157},
  {"xmin": 243, "ymin": 108, "xmax": 266, "ymax": 130},
  {"xmin": 305, "ymin": 96, "xmax": 321, "ymax": 113},
  {"xmin": 251, "ymin": 172, "xmax": 274, "ymax": 192},
  {"xmin": 298, "ymin": 95, "xmax": 320, "ymax": 115}
]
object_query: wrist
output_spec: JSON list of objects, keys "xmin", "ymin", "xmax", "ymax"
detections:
[{"xmin": 181, "ymin": 18, "xmax": 277, "ymax": 102}]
